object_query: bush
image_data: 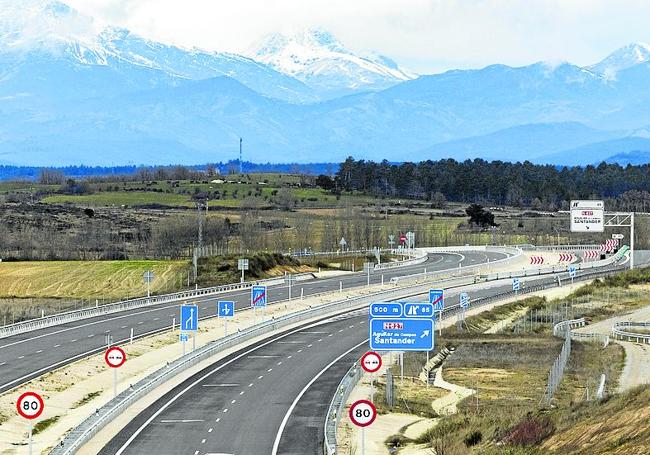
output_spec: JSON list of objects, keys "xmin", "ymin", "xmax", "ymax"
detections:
[
  {"xmin": 464, "ymin": 430, "xmax": 482, "ymax": 447},
  {"xmin": 501, "ymin": 415, "xmax": 554, "ymax": 446}
]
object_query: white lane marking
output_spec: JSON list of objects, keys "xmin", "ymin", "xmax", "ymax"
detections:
[
  {"xmin": 223, "ymin": 408, "xmax": 228, "ymax": 413},
  {"xmin": 137, "ymin": 322, "xmax": 144, "ymax": 325},
  {"xmin": 0, "ymin": 362, "xmax": 5, "ymax": 366},
  {"xmin": 35, "ymin": 350, "xmax": 43, "ymax": 354},
  {"xmin": 277, "ymin": 361, "xmax": 282, "ymax": 365},
  {"xmin": 160, "ymin": 419, "xmax": 204, "ymax": 423},
  {"xmin": 247, "ymin": 355, "xmax": 279, "ymax": 358},
  {"xmin": 271, "ymin": 339, "xmax": 368, "ymax": 455},
  {"xmin": 307, "ymin": 344, "xmax": 313, "ymax": 348},
  {"xmin": 18, "ymin": 355, "xmax": 24, "ymax": 359},
  {"xmin": 267, "ymin": 368, "xmax": 273, "ymax": 372},
  {"xmin": 248, "ymin": 383, "xmax": 253, "ymax": 387},
  {"xmin": 121, "ymin": 326, "xmax": 127, "ymax": 329},
  {"xmin": 208, "ymin": 428, "xmax": 213, "ymax": 433},
  {"xmin": 87, "ymin": 334, "xmax": 94, "ymax": 338},
  {"xmin": 297, "ymin": 349, "xmax": 302, "ymax": 353},
  {"xmin": 276, "ymin": 341, "xmax": 302, "ymax": 344},
  {"xmin": 287, "ymin": 355, "xmax": 292, "ymax": 359},
  {"xmin": 153, "ymin": 318, "xmax": 159, "ymax": 321},
  {"xmin": 194, "ymin": 451, "xmax": 199, "ymax": 455},
  {"xmin": 70, "ymin": 339, "xmax": 77, "ymax": 343},
  {"xmin": 202, "ymin": 384, "xmax": 239, "ymax": 388},
  {"xmin": 258, "ymin": 375, "xmax": 263, "ymax": 379},
  {"xmin": 317, "ymin": 339, "xmax": 322, "ymax": 342},
  {"xmin": 328, "ymin": 334, "xmax": 333, "ymax": 337},
  {"xmin": 105, "ymin": 330, "xmax": 111, "ymax": 333},
  {"xmin": 239, "ymin": 391, "xmax": 245, "ymax": 396},
  {"xmin": 231, "ymin": 399, "xmax": 236, "ymax": 404},
  {"xmin": 216, "ymin": 418, "xmax": 221, "ymax": 423},
  {"xmin": 113, "ymin": 321, "xmax": 347, "ymax": 454},
  {"xmin": 202, "ymin": 439, "xmax": 206, "ymax": 444},
  {"xmin": 53, "ymin": 344, "xmax": 60, "ymax": 348},
  {"xmin": 301, "ymin": 331, "xmax": 327, "ymax": 334}
]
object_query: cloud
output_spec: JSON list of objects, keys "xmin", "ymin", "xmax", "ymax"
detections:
[{"xmin": 61, "ymin": 0, "xmax": 650, "ymax": 73}]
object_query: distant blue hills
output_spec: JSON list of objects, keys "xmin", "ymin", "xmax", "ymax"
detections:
[{"xmin": 2, "ymin": 2, "xmax": 650, "ymax": 166}]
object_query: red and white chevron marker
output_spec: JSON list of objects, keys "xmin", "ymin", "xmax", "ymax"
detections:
[
  {"xmin": 529, "ymin": 255, "xmax": 545, "ymax": 265},
  {"xmin": 559, "ymin": 253, "xmax": 576, "ymax": 262}
]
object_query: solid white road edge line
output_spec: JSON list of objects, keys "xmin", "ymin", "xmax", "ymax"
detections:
[
  {"xmin": 113, "ymin": 317, "xmax": 353, "ymax": 455},
  {"xmin": 271, "ymin": 338, "xmax": 368, "ymax": 455}
]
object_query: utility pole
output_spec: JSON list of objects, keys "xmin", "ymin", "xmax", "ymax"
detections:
[{"xmin": 239, "ymin": 137, "xmax": 243, "ymax": 175}]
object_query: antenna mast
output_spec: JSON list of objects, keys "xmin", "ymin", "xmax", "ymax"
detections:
[{"xmin": 239, "ymin": 137, "xmax": 243, "ymax": 174}]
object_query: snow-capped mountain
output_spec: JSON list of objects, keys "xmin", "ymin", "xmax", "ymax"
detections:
[
  {"xmin": 249, "ymin": 29, "xmax": 416, "ymax": 97},
  {"xmin": 0, "ymin": 0, "xmax": 316, "ymax": 102},
  {"xmin": 588, "ymin": 42, "xmax": 650, "ymax": 79}
]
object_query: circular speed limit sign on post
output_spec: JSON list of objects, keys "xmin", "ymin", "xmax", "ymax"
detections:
[
  {"xmin": 17, "ymin": 392, "xmax": 44, "ymax": 420},
  {"xmin": 105, "ymin": 346, "xmax": 126, "ymax": 368},
  {"xmin": 360, "ymin": 352, "xmax": 382, "ymax": 374},
  {"xmin": 349, "ymin": 399, "xmax": 377, "ymax": 427}
]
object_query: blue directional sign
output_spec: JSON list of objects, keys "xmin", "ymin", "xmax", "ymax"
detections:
[
  {"xmin": 218, "ymin": 301, "xmax": 235, "ymax": 318},
  {"xmin": 429, "ymin": 289, "xmax": 445, "ymax": 311},
  {"xmin": 179, "ymin": 333, "xmax": 189, "ymax": 342},
  {"xmin": 180, "ymin": 305, "xmax": 198, "ymax": 332},
  {"xmin": 512, "ymin": 278, "xmax": 521, "ymax": 292},
  {"xmin": 568, "ymin": 266, "xmax": 577, "ymax": 278},
  {"xmin": 370, "ymin": 302, "xmax": 402, "ymax": 318},
  {"xmin": 460, "ymin": 292, "xmax": 470, "ymax": 309},
  {"xmin": 403, "ymin": 302, "xmax": 434, "ymax": 318},
  {"xmin": 369, "ymin": 318, "xmax": 434, "ymax": 351},
  {"xmin": 251, "ymin": 285, "xmax": 267, "ymax": 308}
]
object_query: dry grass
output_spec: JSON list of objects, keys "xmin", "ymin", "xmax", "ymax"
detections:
[{"xmin": 0, "ymin": 260, "xmax": 187, "ymax": 299}]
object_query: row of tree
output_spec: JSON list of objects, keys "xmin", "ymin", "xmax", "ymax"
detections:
[{"xmin": 335, "ymin": 158, "xmax": 650, "ymax": 207}]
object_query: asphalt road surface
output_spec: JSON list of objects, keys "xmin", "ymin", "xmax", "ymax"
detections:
[
  {"xmin": 0, "ymin": 251, "xmax": 509, "ymax": 393},
  {"xmin": 100, "ymin": 267, "xmax": 620, "ymax": 455}
]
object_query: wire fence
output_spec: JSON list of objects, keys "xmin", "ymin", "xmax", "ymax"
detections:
[{"xmin": 540, "ymin": 331, "xmax": 572, "ymax": 407}]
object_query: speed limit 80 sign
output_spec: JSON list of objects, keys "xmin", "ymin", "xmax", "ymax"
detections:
[
  {"xmin": 349, "ymin": 399, "xmax": 377, "ymax": 427},
  {"xmin": 17, "ymin": 392, "xmax": 44, "ymax": 420}
]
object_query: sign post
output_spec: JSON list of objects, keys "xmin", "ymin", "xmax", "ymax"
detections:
[
  {"xmin": 429, "ymin": 289, "xmax": 445, "ymax": 335},
  {"xmin": 349, "ymin": 399, "xmax": 377, "ymax": 455},
  {"xmin": 361, "ymin": 352, "xmax": 382, "ymax": 403},
  {"xmin": 388, "ymin": 235, "xmax": 395, "ymax": 250},
  {"xmin": 143, "ymin": 271, "xmax": 154, "ymax": 299},
  {"xmin": 363, "ymin": 262, "xmax": 373, "ymax": 287},
  {"xmin": 285, "ymin": 274, "xmax": 295, "ymax": 300},
  {"xmin": 105, "ymin": 346, "xmax": 126, "ymax": 398},
  {"xmin": 218, "ymin": 301, "xmax": 235, "ymax": 336},
  {"xmin": 17, "ymin": 391, "xmax": 44, "ymax": 455},
  {"xmin": 238, "ymin": 258, "xmax": 249, "ymax": 283}
]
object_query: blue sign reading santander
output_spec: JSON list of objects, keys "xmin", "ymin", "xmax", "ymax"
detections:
[{"xmin": 369, "ymin": 318, "xmax": 434, "ymax": 351}]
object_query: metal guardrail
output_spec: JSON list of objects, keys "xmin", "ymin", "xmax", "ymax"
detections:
[
  {"xmin": 49, "ymin": 251, "xmax": 628, "ymax": 455},
  {"xmin": 612, "ymin": 322, "xmax": 650, "ymax": 344},
  {"xmin": 323, "ymin": 363, "xmax": 363, "ymax": 455},
  {"xmin": 374, "ymin": 249, "xmax": 427, "ymax": 271},
  {"xmin": 322, "ymin": 263, "xmax": 628, "ymax": 453},
  {"xmin": 0, "ymin": 273, "xmax": 316, "ymax": 340},
  {"xmin": 390, "ymin": 246, "xmax": 523, "ymax": 284},
  {"xmin": 47, "ymin": 275, "xmax": 479, "ymax": 455}
]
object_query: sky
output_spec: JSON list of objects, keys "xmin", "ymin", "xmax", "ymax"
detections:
[{"xmin": 52, "ymin": 0, "xmax": 650, "ymax": 73}]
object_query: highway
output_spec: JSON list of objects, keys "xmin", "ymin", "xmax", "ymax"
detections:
[
  {"xmin": 98, "ymin": 267, "xmax": 617, "ymax": 455},
  {"xmin": 0, "ymin": 251, "xmax": 509, "ymax": 394}
]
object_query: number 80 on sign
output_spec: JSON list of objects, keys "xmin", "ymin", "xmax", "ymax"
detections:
[
  {"xmin": 17, "ymin": 391, "xmax": 44, "ymax": 420},
  {"xmin": 349, "ymin": 399, "xmax": 377, "ymax": 427}
]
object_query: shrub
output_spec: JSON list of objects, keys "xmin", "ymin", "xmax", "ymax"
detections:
[
  {"xmin": 464, "ymin": 430, "xmax": 482, "ymax": 447},
  {"xmin": 501, "ymin": 415, "xmax": 554, "ymax": 446}
]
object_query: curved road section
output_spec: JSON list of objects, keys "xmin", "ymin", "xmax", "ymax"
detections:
[
  {"xmin": 97, "ymin": 265, "xmax": 616, "ymax": 455},
  {"xmin": 0, "ymin": 251, "xmax": 508, "ymax": 394}
]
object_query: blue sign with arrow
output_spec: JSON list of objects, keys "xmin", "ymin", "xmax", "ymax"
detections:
[
  {"xmin": 512, "ymin": 278, "xmax": 521, "ymax": 292},
  {"xmin": 370, "ymin": 302, "xmax": 403, "ymax": 318},
  {"xmin": 369, "ymin": 318, "xmax": 434, "ymax": 351},
  {"xmin": 180, "ymin": 305, "xmax": 198, "ymax": 332},
  {"xmin": 429, "ymin": 289, "xmax": 444, "ymax": 311},
  {"xmin": 218, "ymin": 301, "xmax": 235, "ymax": 318},
  {"xmin": 568, "ymin": 266, "xmax": 577, "ymax": 278},
  {"xmin": 403, "ymin": 302, "xmax": 434, "ymax": 318}
]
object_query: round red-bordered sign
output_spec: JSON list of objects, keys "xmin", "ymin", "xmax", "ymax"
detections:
[
  {"xmin": 105, "ymin": 346, "xmax": 126, "ymax": 368},
  {"xmin": 349, "ymin": 399, "xmax": 377, "ymax": 427},
  {"xmin": 360, "ymin": 351, "xmax": 382, "ymax": 374},
  {"xmin": 17, "ymin": 391, "xmax": 44, "ymax": 420}
]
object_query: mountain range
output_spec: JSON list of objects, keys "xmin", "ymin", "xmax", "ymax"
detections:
[{"xmin": 2, "ymin": 1, "xmax": 650, "ymax": 166}]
